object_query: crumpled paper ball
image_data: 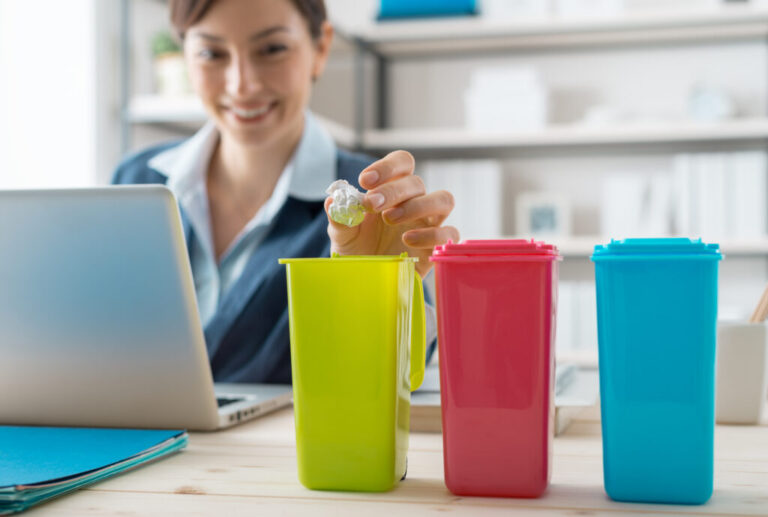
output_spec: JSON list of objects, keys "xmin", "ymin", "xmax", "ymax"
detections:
[{"xmin": 326, "ymin": 179, "xmax": 366, "ymax": 227}]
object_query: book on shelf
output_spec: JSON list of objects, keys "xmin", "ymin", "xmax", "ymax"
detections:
[{"xmin": 673, "ymin": 151, "xmax": 767, "ymax": 239}]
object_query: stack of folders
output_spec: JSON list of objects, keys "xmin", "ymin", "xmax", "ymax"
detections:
[{"xmin": 0, "ymin": 427, "xmax": 187, "ymax": 514}]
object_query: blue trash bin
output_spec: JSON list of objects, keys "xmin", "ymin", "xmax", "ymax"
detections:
[{"xmin": 591, "ymin": 238, "xmax": 722, "ymax": 505}]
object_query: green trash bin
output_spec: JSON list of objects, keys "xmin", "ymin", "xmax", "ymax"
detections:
[{"xmin": 278, "ymin": 253, "xmax": 426, "ymax": 492}]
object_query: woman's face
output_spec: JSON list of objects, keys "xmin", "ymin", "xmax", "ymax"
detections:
[{"xmin": 184, "ymin": 0, "xmax": 331, "ymax": 147}]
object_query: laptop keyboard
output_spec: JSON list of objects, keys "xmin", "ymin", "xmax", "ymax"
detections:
[{"xmin": 216, "ymin": 397, "xmax": 244, "ymax": 407}]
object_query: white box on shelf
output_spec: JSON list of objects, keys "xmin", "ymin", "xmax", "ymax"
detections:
[
  {"xmin": 464, "ymin": 67, "xmax": 549, "ymax": 132},
  {"xmin": 421, "ymin": 160, "xmax": 503, "ymax": 240}
]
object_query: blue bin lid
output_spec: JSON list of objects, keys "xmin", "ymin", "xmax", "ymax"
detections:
[{"xmin": 592, "ymin": 238, "xmax": 722, "ymax": 260}]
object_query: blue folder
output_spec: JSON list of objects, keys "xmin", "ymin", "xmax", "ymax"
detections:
[{"xmin": 0, "ymin": 427, "xmax": 187, "ymax": 514}]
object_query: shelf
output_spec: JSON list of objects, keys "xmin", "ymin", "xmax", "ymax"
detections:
[
  {"xmin": 363, "ymin": 119, "xmax": 768, "ymax": 155},
  {"xmin": 512, "ymin": 236, "xmax": 768, "ymax": 258},
  {"xmin": 338, "ymin": 5, "xmax": 768, "ymax": 56},
  {"xmin": 126, "ymin": 96, "xmax": 357, "ymax": 148},
  {"xmin": 127, "ymin": 97, "xmax": 768, "ymax": 154}
]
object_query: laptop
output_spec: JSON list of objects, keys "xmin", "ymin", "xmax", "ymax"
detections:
[{"xmin": 0, "ymin": 186, "xmax": 292, "ymax": 431}]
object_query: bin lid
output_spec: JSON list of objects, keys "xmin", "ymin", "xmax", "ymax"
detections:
[
  {"xmin": 431, "ymin": 239, "xmax": 560, "ymax": 259},
  {"xmin": 279, "ymin": 252, "xmax": 418, "ymax": 264},
  {"xmin": 592, "ymin": 238, "xmax": 722, "ymax": 260}
]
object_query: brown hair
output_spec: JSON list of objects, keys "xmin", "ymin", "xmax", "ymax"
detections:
[{"xmin": 169, "ymin": 0, "xmax": 327, "ymax": 40}]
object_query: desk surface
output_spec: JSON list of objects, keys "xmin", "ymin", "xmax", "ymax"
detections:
[{"xmin": 29, "ymin": 406, "xmax": 767, "ymax": 516}]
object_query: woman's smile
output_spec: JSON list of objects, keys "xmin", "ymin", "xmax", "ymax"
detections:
[{"xmin": 223, "ymin": 101, "xmax": 278, "ymax": 125}]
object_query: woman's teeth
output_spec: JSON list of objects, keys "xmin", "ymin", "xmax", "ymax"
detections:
[{"xmin": 231, "ymin": 105, "xmax": 271, "ymax": 119}]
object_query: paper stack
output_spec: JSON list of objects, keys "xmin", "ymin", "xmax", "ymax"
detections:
[{"xmin": 464, "ymin": 67, "xmax": 548, "ymax": 132}]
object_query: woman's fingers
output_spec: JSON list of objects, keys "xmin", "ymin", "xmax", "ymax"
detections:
[
  {"xmin": 403, "ymin": 225, "xmax": 460, "ymax": 249},
  {"xmin": 382, "ymin": 189, "xmax": 454, "ymax": 226},
  {"xmin": 363, "ymin": 174, "xmax": 425, "ymax": 213},
  {"xmin": 358, "ymin": 150, "xmax": 415, "ymax": 190}
]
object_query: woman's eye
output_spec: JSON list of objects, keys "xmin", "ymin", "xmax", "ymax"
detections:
[
  {"xmin": 198, "ymin": 48, "xmax": 224, "ymax": 60},
  {"xmin": 261, "ymin": 43, "xmax": 287, "ymax": 56}
]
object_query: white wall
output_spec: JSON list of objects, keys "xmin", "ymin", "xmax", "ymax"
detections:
[{"xmin": 0, "ymin": 0, "xmax": 98, "ymax": 188}]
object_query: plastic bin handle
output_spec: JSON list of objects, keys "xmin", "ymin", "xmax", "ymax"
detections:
[{"xmin": 410, "ymin": 275, "xmax": 426, "ymax": 391}]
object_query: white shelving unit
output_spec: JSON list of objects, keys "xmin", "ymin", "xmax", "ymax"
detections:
[
  {"xmin": 337, "ymin": 5, "xmax": 768, "ymax": 55},
  {"xmin": 362, "ymin": 119, "xmax": 768, "ymax": 154}
]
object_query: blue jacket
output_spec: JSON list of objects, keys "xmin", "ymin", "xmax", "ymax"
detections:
[{"xmin": 113, "ymin": 143, "xmax": 434, "ymax": 383}]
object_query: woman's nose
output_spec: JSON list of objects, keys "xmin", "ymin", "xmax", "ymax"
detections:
[{"xmin": 226, "ymin": 54, "xmax": 260, "ymax": 98}]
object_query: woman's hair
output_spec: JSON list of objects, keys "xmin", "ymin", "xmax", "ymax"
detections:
[{"xmin": 169, "ymin": 0, "xmax": 327, "ymax": 40}]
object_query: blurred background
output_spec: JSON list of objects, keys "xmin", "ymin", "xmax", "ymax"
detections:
[{"xmin": 1, "ymin": 0, "xmax": 767, "ymax": 364}]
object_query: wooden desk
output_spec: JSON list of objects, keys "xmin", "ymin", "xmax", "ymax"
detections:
[{"xmin": 29, "ymin": 406, "xmax": 767, "ymax": 516}]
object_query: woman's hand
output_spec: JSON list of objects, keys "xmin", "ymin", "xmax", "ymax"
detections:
[{"xmin": 325, "ymin": 150, "xmax": 459, "ymax": 278}]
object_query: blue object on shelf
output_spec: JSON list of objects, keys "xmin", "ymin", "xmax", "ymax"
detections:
[
  {"xmin": 378, "ymin": 0, "xmax": 477, "ymax": 20},
  {"xmin": 591, "ymin": 238, "xmax": 722, "ymax": 505},
  {"xmin": 0, "ymin": 427, "xmax": 187, "ymax": 514}
]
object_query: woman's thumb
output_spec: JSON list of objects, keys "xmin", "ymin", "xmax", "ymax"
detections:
[{"xmin": 325, "ymin": 197, "xmax": 361, "ymax": 250}]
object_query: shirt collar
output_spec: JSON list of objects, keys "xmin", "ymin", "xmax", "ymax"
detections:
[{"xmin": 147, "ymin": 111, "xmax": 337, "ymax": 203}]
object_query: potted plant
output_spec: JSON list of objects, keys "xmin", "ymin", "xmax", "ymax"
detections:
[{"xmin": 152, "ymin": 31, "xmax": 191, "ymax": 96}]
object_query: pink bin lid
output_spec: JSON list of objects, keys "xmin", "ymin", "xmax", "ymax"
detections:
[{"xmin": 431, "ymin": 239, "xmax": 560, "ymax": 261}]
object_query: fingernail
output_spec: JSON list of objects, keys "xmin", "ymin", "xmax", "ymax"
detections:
[
  {"xmin": 402, "ymin": 232, "xmax": 418, "ymax": 246},
  {"xmin": 387, "ymin": 207, "xmax": 404, "ymax": 222},
  {"xmin": 360, "ymin": 170, "xmax": 379, "ymax": 186},
  {"xmin": 367, "ymin": 192, "xmax": 385, "ymax": 210}
]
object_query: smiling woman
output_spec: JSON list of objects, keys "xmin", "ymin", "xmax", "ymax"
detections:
[{"xmin": 111, "ymin": 0, "xmax": 458, "ymax": 384}]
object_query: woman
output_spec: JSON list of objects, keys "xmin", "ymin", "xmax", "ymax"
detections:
[{"xmin": 113, "ymin": 0, "xmax": 458, "ymax": 383}]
